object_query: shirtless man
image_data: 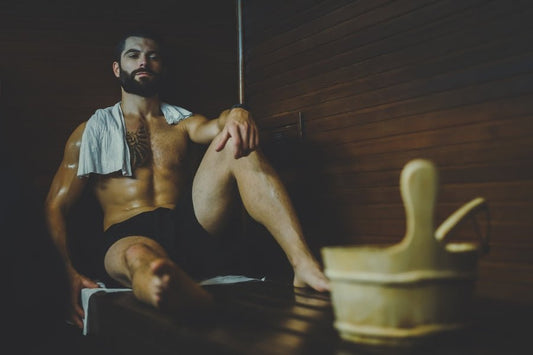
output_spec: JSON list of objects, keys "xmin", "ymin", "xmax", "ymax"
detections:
[{"xmin": 45, "ymin": 30, "xmax": 330, "ymax": 329}]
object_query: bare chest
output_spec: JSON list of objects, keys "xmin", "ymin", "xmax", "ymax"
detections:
[{"xmin": 125, "ymin": 119, "xmax": 189, "ymax": 170}]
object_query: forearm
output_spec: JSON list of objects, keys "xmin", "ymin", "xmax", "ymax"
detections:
[
  {"xmin": 199, "ymin": 109, "xmax": 230, "ymax": 141},
  {"xmin": 188, "ymin": 107, "xmax": 257, "ymax": 158},
  {"xmin": 186, "ymin": 110, "xmax": 227, "ymax": 145}
]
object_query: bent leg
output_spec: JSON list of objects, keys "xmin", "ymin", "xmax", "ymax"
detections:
[
  {"xmin": 192, "ymin": 137, "xmax": 330, "ymax": 292},
  {"xmin": 104, "ymin": 236, "xmax": 213, "ymax": 314}
]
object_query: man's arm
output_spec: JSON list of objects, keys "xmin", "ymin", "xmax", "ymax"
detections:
[
  {"xmin": 45, "ymin": 122, "xmax": 99, "ymax": 328},
  {"xmin": 185, "ymin": 107, "xmax": 259, "ymax": 158}
]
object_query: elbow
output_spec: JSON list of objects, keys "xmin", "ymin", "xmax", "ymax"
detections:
[
  {"xmin": 44, "ymin": 192, "xmax": 57, "ymax": 214},
  {"xmin": 44, "ymin": 197, "xmax": 66, "ymax": 220}
]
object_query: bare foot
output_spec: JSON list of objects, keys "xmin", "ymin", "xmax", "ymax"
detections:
[
  {"xmin": 131, "ymin": 258, "xmax": 213, "ymax": 316},
  {"xmin": 293, "ymin": 258, "xmax": 330, "ymax": 292}
]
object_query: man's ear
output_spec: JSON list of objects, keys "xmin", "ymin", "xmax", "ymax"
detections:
[{"xmin": 112, "ymin": 61, "xmax": 120, "ymax": 78}]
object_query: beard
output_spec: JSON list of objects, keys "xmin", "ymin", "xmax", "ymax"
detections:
[{"xmin": 118, "ymin": 67, "xmax": 162, "ymax": 98}]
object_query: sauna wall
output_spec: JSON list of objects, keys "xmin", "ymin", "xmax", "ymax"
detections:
[
  {"xmin": 243, "ymin": 0, "xmax": 533, "ymax": 303},
  {"xmin": 0, "ymin": 0, "xmax": 238, "ymax": 199},
  {"xmin": 0, "ymin": 0, "xmax": 239, "ymax": 277}
]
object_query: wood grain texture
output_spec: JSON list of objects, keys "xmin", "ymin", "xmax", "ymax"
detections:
[
  {"xmin": 85, "ymin": 281, "xmax": 533, "ymax": 354},
  {"xmin": 0, "ymin": 0, "xmax": 239, "ymax": 198},
  {"xmin": 244, "ymin": 0, "xmax": 533, "ymax": 303}
]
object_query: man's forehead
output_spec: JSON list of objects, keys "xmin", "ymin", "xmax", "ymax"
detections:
[{"xmin": 123, "ymin": 36, "xmax": 159, "ymax": 52}]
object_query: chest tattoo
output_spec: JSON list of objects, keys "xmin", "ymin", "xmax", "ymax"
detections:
[{"xmin": 126, "ymin": 124, "xmax": 151, "ymax": 168}]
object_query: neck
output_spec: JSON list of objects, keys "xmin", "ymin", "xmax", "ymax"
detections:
[{"xmin": 120, "ymin": 90, "xmax": 162, "ymax": 119}]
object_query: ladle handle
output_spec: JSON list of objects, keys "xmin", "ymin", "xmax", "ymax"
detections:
[
  {"xmin": 400, "ymin": 159, "xmax": 438, "ymax": 247},
  {"xmin": 435, "ymin": 197, "xmax": 490, "ymax": 254}
]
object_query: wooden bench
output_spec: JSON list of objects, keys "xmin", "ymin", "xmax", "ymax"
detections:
[{"xmin": 85, "ymin": 280, "xmax": 531, "ymax": 354}]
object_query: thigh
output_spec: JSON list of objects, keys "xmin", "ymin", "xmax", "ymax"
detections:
[
  {"xmin": 191, "ymin": 140, "xmax": 239, "ymax": 235},
  {"xmin": 100, "ymin": 208, "xmax": 174, "ymax": 285},
  {"xmin": 173, "ymin": 190, "xmax": 246, "ymax": 281}
]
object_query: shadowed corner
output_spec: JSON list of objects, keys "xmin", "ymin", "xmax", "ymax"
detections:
[{"xmin": 1, "ymin": 150, "xmax": 114, "ymax": 355}]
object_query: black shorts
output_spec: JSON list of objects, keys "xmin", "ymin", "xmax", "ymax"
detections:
[{"xmin": 102, "ymin": 193, "xmax": 224, "ymax": 281}]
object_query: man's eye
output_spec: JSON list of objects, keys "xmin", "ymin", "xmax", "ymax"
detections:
[
  {"xmin": 149, "ymin": 54, "xmax": 160, "ymax": 60},
  {"xmin": 128, "ymin": 53, "xmax": 139, "ymax": 58}
]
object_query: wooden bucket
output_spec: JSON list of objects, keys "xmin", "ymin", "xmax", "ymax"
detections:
[{"xmin": 322, "ymin": 159, "xmax": 489, "ymax": 346}]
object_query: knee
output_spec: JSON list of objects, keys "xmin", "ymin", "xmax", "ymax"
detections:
[
  {"xmin": 123, "ymin": 241, "xmax": 166, "ymax": 263},
  {"xmin": 236, "ymin": 149, "xmax": 275, "ymax": 176},
  {"xmin": 222, "ymin": 144, "xmax": 267, "ymax": 171},
  {"xmin": 104, "ymin": 238, "xmax": 165, "ymax": 270},
  {"xmin": 123, "ymin": 242, "xmax": 148, "ymax": 260},
  {"xmin": 212, "ymin": 133, "xmax": 265, "ymax": 162}
]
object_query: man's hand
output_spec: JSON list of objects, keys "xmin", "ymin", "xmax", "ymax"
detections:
[
  {"xmin": 214, "ymin": 108, "xmax": 259, "ymax": 158},
  {"xmin": 65, "ymin": 266, "xmax": 100, "ymax": 329}
]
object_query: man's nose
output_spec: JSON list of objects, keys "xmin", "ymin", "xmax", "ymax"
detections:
[{"xmin": 139, "ymin": 55, "xmax": 148, "ymax": 68}]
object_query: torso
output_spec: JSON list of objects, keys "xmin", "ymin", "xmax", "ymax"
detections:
[{"xmin": 93, "ymin": 114, "xmax": 193, "ymax": 230}]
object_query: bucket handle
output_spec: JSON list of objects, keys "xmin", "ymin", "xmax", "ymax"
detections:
[{"xmin": 434, "ymin": 197, "xmax": 490, "ymax": 254}]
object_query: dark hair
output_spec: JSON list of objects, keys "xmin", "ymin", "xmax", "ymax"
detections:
[{"xmin": 114, "ymin": 29, "xmax": 166, "ymax": 63}]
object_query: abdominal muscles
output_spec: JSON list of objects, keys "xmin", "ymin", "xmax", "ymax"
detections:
[{"xmin": 94, "ymin": 165, "xmax": 185, "ymax": 229}]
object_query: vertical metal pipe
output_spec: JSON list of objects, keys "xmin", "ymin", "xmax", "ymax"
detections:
[
  {"xmin": 237, "ymin": 0, "xmax": 245, "ymax": 104},
  {"xmin": 236, "ymin": 0, "xmax": 247, "ymax": 238}
]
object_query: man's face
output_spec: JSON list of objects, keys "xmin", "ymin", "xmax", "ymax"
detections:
[{"xmin": 114, "ymin": 36, "xmax": 163, "ymax": 97}]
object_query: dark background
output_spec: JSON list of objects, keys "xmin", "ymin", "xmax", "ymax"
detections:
[{"xmin": 2, "ymin": 5, "xmax": 533, "ymax": 346}]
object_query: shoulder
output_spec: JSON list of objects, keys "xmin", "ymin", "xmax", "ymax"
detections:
[
  {"xmin": 65, "ymin": 121, "xmax": 88, "ymax": 150},
  {"xmin": 82, "ymin": 103, "xmax": 123, "ymax": 140},
  {"xmin": 87, "ymin": 104, "xmax": 119, "ymax": 125}
]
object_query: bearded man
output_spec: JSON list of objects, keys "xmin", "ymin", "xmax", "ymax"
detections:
[{"xmin": 45, "ymin": 30, "xmax": 329, "ymax": 329}]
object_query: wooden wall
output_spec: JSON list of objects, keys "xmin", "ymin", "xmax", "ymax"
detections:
[
  {"xmin": 2, "ymin": 0, "xmax": 532, "ymax": 304},
  {"xmin": 243, "ymin": 0, "xmax": 533, "ymax": 303},
  {"xmin": 0, "ymin": 0, "xmax": 239, "ymax": 201},
  {"xmin": 0, "ymin": 0, "xmax": 239, "ymax": 278}
]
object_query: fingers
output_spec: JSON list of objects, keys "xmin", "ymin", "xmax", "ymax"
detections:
[
  {"xmin": 216, "ymin": 123, "xmax": 245, "ymax": 158},
  {"xmin": 217, "ymin": 121, "xmax": 258, "ymax": 158},
  {"xmin": 216, "ymin": 108, "xmax": 258, "ymax": 158},
  {"xmin": 235, "ymin": 112, "xmax": 259, "ymax": 154},
  {"xmin": 67, "ymin": 312, "xmax": 84, "ymax": 329},
  {"xmin": 249, "ymin": 124, "xmax": 259, "ymax": 151},
  {"xmin": 68, "ymin": 292, "xmax": 84, "ymax": 329},
  {"xmin": 82, "ymin": 277, "xmax": 100, "ymax": 289},
  {"xmin": 215, "ymin": 128, "xmax": 230, "ymax": 152},
  {"xmin": 241, "ymin": 121, "xmax": 260, "ymax": 156},
  {"xmin": 75, "ymin": 302, "xmax": 85, "ymax": 326},
  {"xmin": 230, "ymin": 123, "xmax": 245, "ymax": 158},
  {"xmin": 66, "ymin": 273, "xmax": 99, "ymax": 329}
]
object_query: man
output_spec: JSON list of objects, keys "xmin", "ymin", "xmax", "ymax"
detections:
[{"xmin": 45, "ymin": 30, "xmax": 330, "ymax": 329}]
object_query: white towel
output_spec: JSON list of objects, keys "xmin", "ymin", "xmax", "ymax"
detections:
[
  {"xmin": 77, "ymin": 102, "xmax": 193, "ymax": 177},
  {"xmin": 81, "ymin": 283, "xmax": 131, "ymax": 335}
]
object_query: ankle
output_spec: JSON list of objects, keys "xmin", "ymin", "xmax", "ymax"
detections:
[{"xmin": 290, "ymin": 252, "xmax": 318, "ymax": 271}]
